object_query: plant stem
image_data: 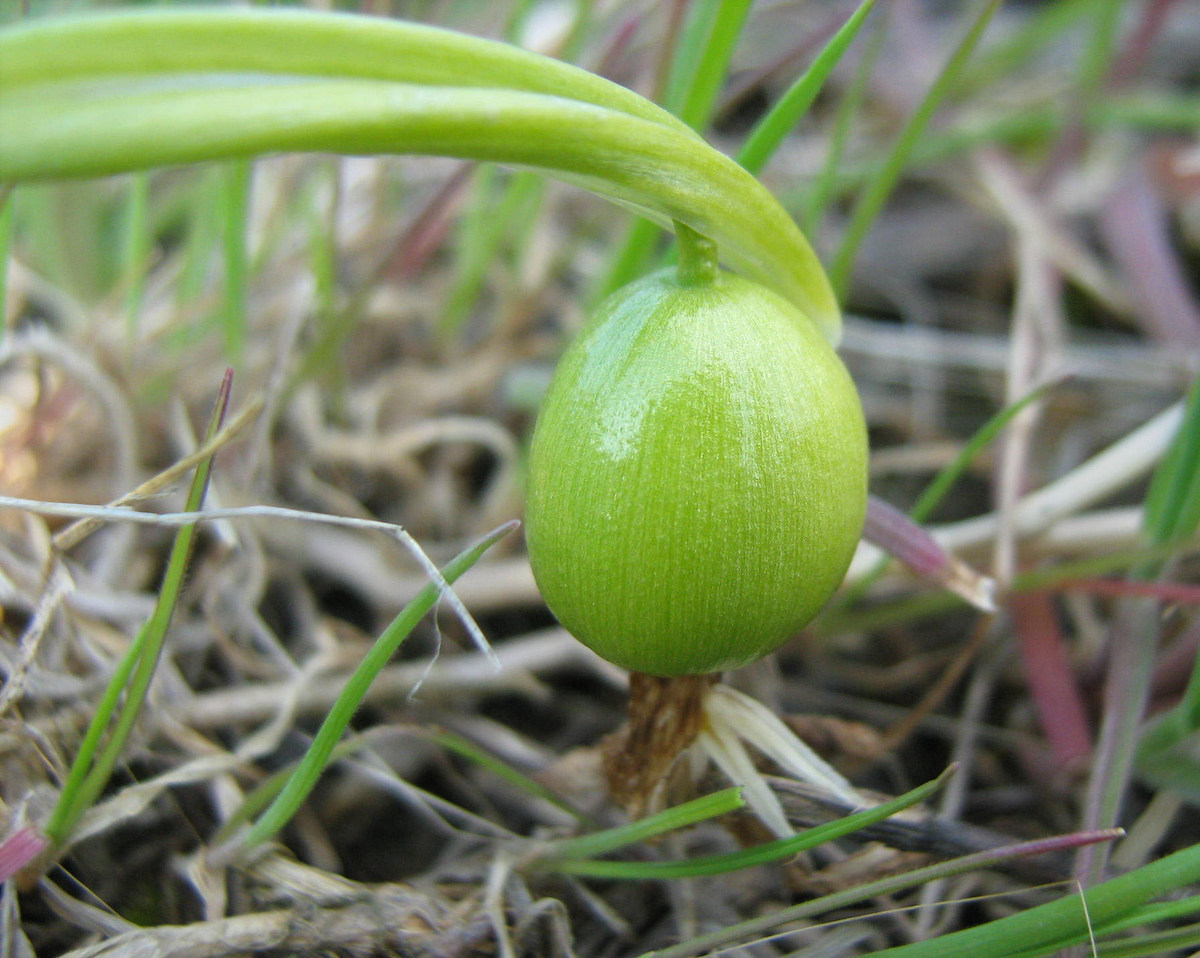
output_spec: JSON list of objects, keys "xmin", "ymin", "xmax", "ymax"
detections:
[
  {"xmin": 673, "ymin": 221, "xmax": 718, "ymax": 287},
  {"xmin": 604, "ymin": 673, "xmax": 717, "ymax": 820}
]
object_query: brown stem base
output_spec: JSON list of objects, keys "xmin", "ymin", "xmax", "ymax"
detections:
[{"xmin": 603, "ymin": 672, "xmax": 718, "ymax": 820}]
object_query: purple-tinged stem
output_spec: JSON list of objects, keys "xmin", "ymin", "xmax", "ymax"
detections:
[{"xmin": 863, "ymin": 495, "xmax": 997, "ymax": 612}]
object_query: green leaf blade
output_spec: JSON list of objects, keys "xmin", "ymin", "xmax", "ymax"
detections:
[
  {"xmin": 0, "ymin": 72, "xmax": 839, "ymax": 341},
  {"xmin": 737, "ymin": 0, "xmax": 877, "ymax": 177},
  {"xmin": 0, "ymin": 8, "xmax": 695, "ymax": 135},
  {"xmin": 550, "ymin": 770, "xmax": 948, "ymax": 881}
]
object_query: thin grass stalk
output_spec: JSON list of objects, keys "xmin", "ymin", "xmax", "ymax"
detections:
[
  {"xmin": 217, "ymin": 722, "xmax": 587, "ymax": 847},
  {"xmin": 824, "ymin": 533, "xmax": 1200, "ymax": 636},
  {"xmin": 1038, "ymin": 0, "xmax": 1123, "ymax": 182},
  {"xmin": 546, "ymin": 771, "xmax": 947, "ymax": 879},
  {"xmin": 791, "ymin": 94, "xmax": 1200, "ymax": 219},
  {"xmin": 422, "ymin": 727, "xmax": 586, "ymax": 821},
  {"xmin": 643, "ymin": 829, "xmax": 1127, "ymax": 958},
  {"xmin": 736, "ymin": 0, "xmax": 877, "ymax": 177},
  {"xmin": 43, "ymin": 371, "xmax": 233, "ymax": 845},
  {"xmin": 120, "ymin": 173, "xmax": 149, "ymax": 343},
  {"xmin": 800, "ymin": 1, "xmax": 887, "ymax": 238},
  {"xmin": 1143, "ymin": 374, "xmax": 1200, "ymax": 551},
  {"xmin": 440, "ymin": 167, "xmax": 543, "ymax": 338},
  {"xmin": 665, "ymin": 0, "xmax": 754, "ymax": 131},
  {"xmin": 1081, "ymin": 372, "xmax": 1200, "ymax": 881},
  {"xmin": 1089, "ymin": 895, "xmax": 1200, "ymax": 939},
  {"xmin": 0, "ymin": 186, "xmax": 13, "ymax": 339},
  {"xmin": 1092, "ymin": 923, "xmax": 1200, "ymax": 958},
  {"xmin": 828, "ymin": 0, "xmax": 1002, "ymax": 298},
  {"xmin": 220, "ymin": 160, "xmax": 251, "ymax": 364},
  {"xmin": 439, "ymin": 0, "xmax": 592, "ymax": 341},
  {"xmin": 957, "ymin": 0, "xmax": 1113, "ymax": 98},
  {"xmin": 866, "ymin": 840, "xmax": 1200, "ymax": 958},
  {"xmin": 539, "ymin": 788, "xmax": 745, "ymax": 865},
  {"xmin": 1078, "ymin": 0, "xmax": 1125, "ymax": 92},
  {"xmin": 601, "ymin": 0, "xmax": 876, "ymax": 301},
  {"xmin": 240, "ymin": 520, "xmax": 517, "ymax": 849},
  {"xmin": 306, "ymin": 159, "xmax": 341, "ymax": 390},
  {"xmin": 176, "ymin": 168, "xmax": 223, "ymax": 309}
]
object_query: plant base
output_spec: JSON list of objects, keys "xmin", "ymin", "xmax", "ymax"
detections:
[{"xmin": 603, "ymin": 672, "xmax": 718, "ymax": 819}]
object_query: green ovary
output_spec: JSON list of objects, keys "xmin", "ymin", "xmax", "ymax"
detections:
[{"xmin": 525, "ymin": 268, "xmax": 867, "ymax": 677}]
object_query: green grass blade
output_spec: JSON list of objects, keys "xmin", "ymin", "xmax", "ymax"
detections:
[
  {"xmin": 737, "ymin": 0, "xmax": 876, "ymax": 177},
  {"xmin": 44, "ymin": 371, "xmax": 233, "ymax": 846},
  {"xmin": 1134, "ymin": 374, "xmax": 1200, "ymax": 763},
  {"xmin": 828, "ymin": 0, "xmax": 1001, "ymax": 299},
  {"xmin": 306, "ymin": 161, "xmax": 341, "ymax": 388},
  {"xmin": 437, "ymin": 0, "xmax": 576, "ymax": 343},
  {"xmin": 1088, "ymin": 371, "xmax": 1200, "ymax": 875},
  {"xmin": 640, "ymin": 829, "xmax": 1173, "ymax": 958},
  {"xmin": 539, "ymin": 787, "xmax": 745, "ymax": 866},
  {"xmin": 663, "ymin": 0, "xmax": 753, "ymax": 132},
  {"xmin": 592, "ymin": 221, "xmax": 665, "ymax": 305},
  {"xmin": 549, "ymin": 770, "xmax": 947, "ymax": 880},
  {"xmin": 1094, "ymin": 920, "xmax": 1200, "ymax": 957},
  {"xmin": 176, "ymin": 167, "xmax": 224, "ymax": 308},
  {"xmin": 957, "ymin": 0, "xmax": 1111, "ymax": 98},
  {"xmin": 909, "ymin": 382, "xmax": 1061, "ymax": 525},
  {"xmin": 1135, "ymin": 731, "xmax": 1200, "ymax": 801},
  {"xmin": 824, "ymin": 534, "xmax": 1200, "ymax": 636},
  {"xmin": 120, "ymin": 173, "xmax": 149, "ymax": 342},
  {"xmin": 502, "ymin": 0, "xmax": 542, "ymax": 43},
  {"xmin": 0, "ymin": 186, "xmax": 13, "ymax": 342},
  {"xmin": 1143, "ymin": 374, "xmax": 1200, "ymax": 549},
  {"xmin": 216, "ymin": 722, "xmax": 587, "ymax": 847},
  {"xmin": 43, "ymin": 622, "xmax": 153, "ymax": 846},
  {"xmin": 793, "ymin": 94, "xmax": 1200, "ymax": 228},
  {"xmin": 659, "ymin": 0, "xmax": 716, "ymax": 118},
  {"xmin": 800, "ymin": 2, "xmax": 886, "ymax": 238},
  {"xmin": 423, "ymin": 727, "xmax": 587, "ymax": 822},
  {"xmin": 1075, "ymin": 0, "xmax": 1123, "ymax": 100},
  {"xmin": 220, "ymin": 159, "xmax": 251, "ymax": 364},
  {"xmin": 863, "ymin": 842, "xmax": 1200, "ymax": 958},
  {"xmin": 215, "ymin": 737, "xmax": 367, "ymax": 846},
  {"xmin": 241, "ymin": 520, "xmax": 517, "ymax": 849},
  {"xmin": 1088, "ymin": 895, "xmax": 1200, "ymax": 939},
  {"xmin": 1095, "ymin": 92, "xmax": 1200, "ymax": 130},
  {"xmin": 440, "ymin": 168, "xmax": 544, "ymax": 339}
]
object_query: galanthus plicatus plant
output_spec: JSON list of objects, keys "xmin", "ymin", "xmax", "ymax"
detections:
[
  {"xmin": 0, "ymin": 6, "xmax": 872, "ymax": 837},
  {"xmin": 527, "ymin": 226, "xmax": 868, "ymax": 826}
]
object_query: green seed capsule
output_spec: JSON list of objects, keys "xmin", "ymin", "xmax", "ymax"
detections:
[{"xmin": 525, "ymin": 268, "xmax": 867, "ymax": 677}]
